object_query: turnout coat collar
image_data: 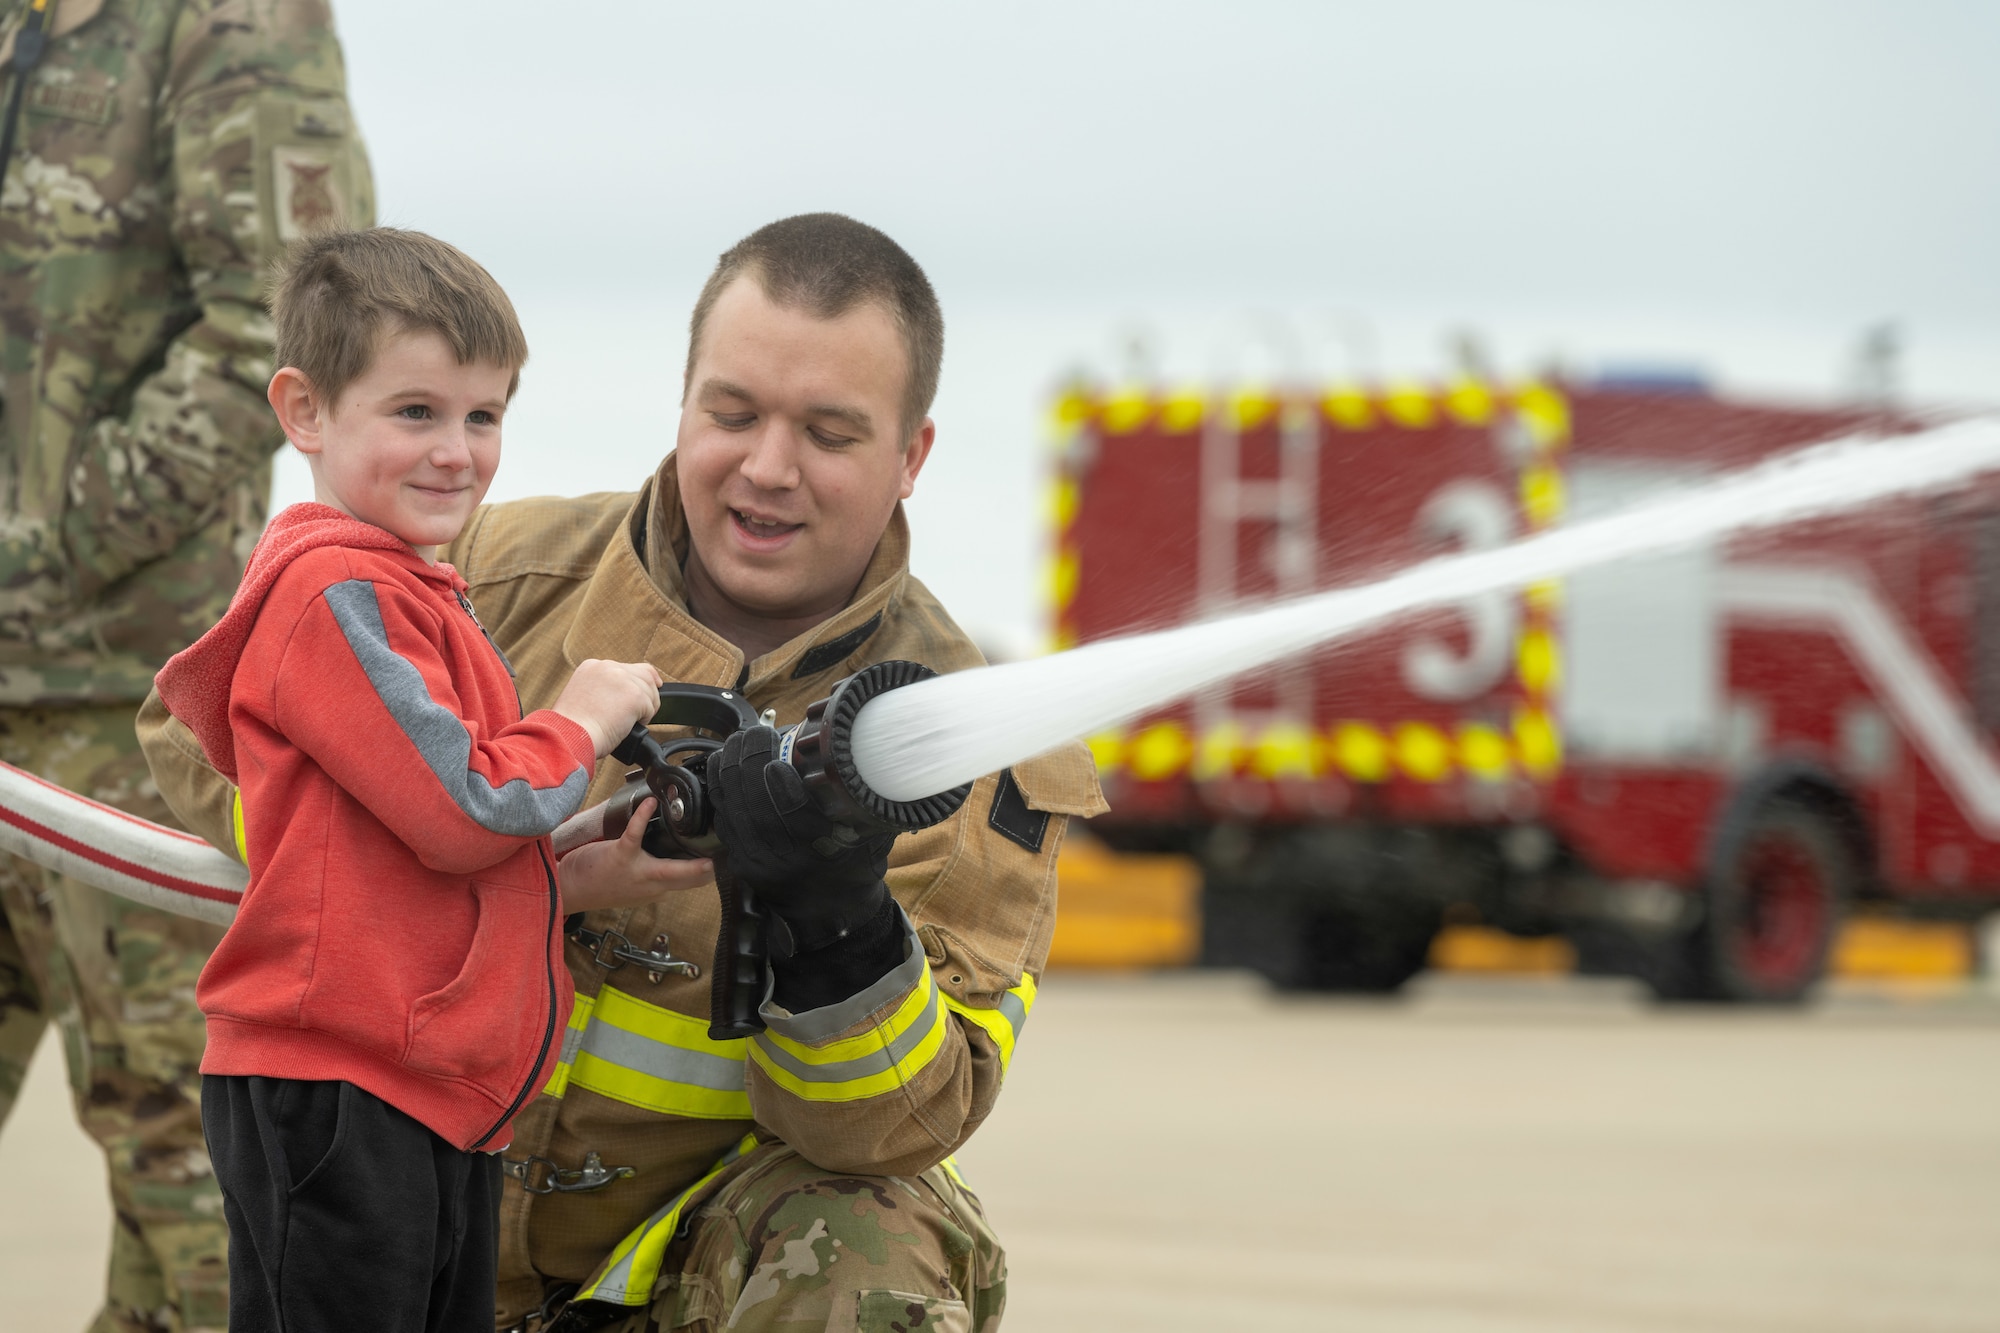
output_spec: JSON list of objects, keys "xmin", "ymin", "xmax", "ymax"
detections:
[{"xmin": 563, "ymin": 453, "xmax": 914, "ymax": 700}]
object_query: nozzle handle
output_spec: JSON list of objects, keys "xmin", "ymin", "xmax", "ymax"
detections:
[{"xmin": 707, "ymin": 855, "xmax": 768, "ymax": 1040}]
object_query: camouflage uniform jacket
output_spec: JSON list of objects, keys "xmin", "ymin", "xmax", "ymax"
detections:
[
  {"xmin": 140, "ymin": 453, "xmax": 1108, "ymax": 1322},
  {"xmin": 0, "ymin": 0, "xmax": 371, "ymax": 704}
]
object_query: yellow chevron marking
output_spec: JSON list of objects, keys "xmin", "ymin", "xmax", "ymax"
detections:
[
  {"xmin": 1192, "ymin": 722, "xmax": 1245, "ymax": 780},
  {"xmin": 1517, "ymin": 627, "xmax": 1560, "ymax": 695},
  {"xmin": 1446, "ymin": 378, "xmax": 1495, "ymax": 426},
  {"xmin": 1229, "ymin": 388, "xmax": 1277, "ymax": 431},
  {"xmin": 1100, "ymin": 387, "xmax": 1151, "ymax": 435},
  {"xmin": 1323, "ymin": 384, "xmax": 1375, "ymax": 430},
  {"xmin": 1384, "ymin": 382, "xmax": 1439, "ymax": 429},
  {"xmin": 1514, "ymin": 382, "xmax": 1570, "ymax": 447},
  {"xmin": 1129, "ymin": 721, "xmax": 1194, "ymax": 782},
  {"xmin": 1158, "ymin": 387, "xmax": 1206, "ymax": 434},
  {"xmin": 1331, "ymin": 721, "xmax": 1390, "ymax": 783},
  {"xmin": 1051, "ymin": 391, "xmax": 1094, "ymax": 427},
  {"xmin": 1046, "ymin": 549, "xmax": 1079, "ymax": 610},
  {"xmin": 1525, "ymin": 579, "xmax": 1564, "ymax": 613},
  {"xmin": 1251, "ymin": 722, "xmax": 1317, "ymax": 779},
  {"xmin": 1513, "ymin": 705, "xmax": 1562, "ymax": 777},
  {"xmin": 1394, "ymin": 721, "xmax": 1453, "ymax": 781},
  {"xmin": 1521, "ymin": 463, "xmax": 1566, "ymax": 528},
  {"xmin": 1045, "ymin": 477, "xmax": 1079, "ymax": 530},
  {"xmin": 1457, "ymin": 722, "xmax": 1512, "ymax": 781}
]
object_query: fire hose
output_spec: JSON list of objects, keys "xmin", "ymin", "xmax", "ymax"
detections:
[{"xmin": 0, "ymin": 759, "xmax": 245, "ymax": 926}]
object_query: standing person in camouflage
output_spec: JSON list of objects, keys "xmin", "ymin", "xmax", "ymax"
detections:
[{"xmin": 0, "ymin": 1, "xmax": 371, "ymax": 1328}]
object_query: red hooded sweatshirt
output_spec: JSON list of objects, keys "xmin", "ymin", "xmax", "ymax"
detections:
[{"xmin": 157, "ymin": 504, "xmax": 592, "ymax": 1151}]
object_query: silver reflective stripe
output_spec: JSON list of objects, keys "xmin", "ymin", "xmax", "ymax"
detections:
[
  {"xmin": 996, "ymin": 987, "xmax": 1029, "ymax": 1038},
  {"xmin": 581, "ymin": 1020, "xmax": 746, "ymax": 1093},
  {"xmin": 752, "ymin": 981, "xmax": 943, "ymax": 1086},
  {"xmin": 322, "ymin": 580, "xmax": 587, "ymax": 836},
  {"xmin": 556, "ymin": 1017, "xmax": 589, "ymax": 1070}
]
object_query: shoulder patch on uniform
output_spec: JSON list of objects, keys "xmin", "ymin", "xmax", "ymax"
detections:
[
  {"xmin": 988, "ymin": 768, "xmax": 1049, "ymax": 853},
  {"xmin": 27, "ymin": 83, "xmax": 111, "ymax": 124},
  {"xmin": 792, "ymin": 612, "xmax": 883, "ymax": 679}
]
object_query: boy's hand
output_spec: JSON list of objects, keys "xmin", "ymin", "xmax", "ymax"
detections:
[
  {"xmin": 557, "ymin": 798, "xmax": 715, "ymax": 912},
  {"xmin": 552, "ymin": 659, "xmax": 664, "ymax": 757}
]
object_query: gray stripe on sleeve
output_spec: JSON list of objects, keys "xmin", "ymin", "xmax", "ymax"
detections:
[{"xmin": 323, "ymin": 579, "xmax": 588, "ymax": 837}]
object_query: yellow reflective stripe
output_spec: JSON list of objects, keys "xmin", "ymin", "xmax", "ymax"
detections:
[
  {"xmin": 748, "ymin": 972, "xmax": 950, "ymax": 1103},
  {"xmin": 230, "ymin": 788, "xmax": 247, "ymax": 864},
  {"xmin": 940, "ymin": 1154, "xmax": 972, "ymax": 1193},
  {"xmin": 575, "ymin": 1132, "xmax": 759, "ymax": 1308},
  {"xmin": 760, "ymin": 972, "xmax": 935, "ymax": 1067},
  {"xmin": 939, "ymin": 970, "xmax": 1037, "ymax": 1075},
  {"xmin": 564, "ymin": 985, "xmax": 750, "ymax": 1120},
  {"xmin": 541, "ymin": 991, "xmax": 596, "ymax": 1097}
]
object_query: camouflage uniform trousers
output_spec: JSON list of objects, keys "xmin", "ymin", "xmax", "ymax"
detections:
[
  {"xmin": 567, "ymin": 1142, "xmax": 1006, "ymax": 1333},
  {"xmin": 0, "ymin": 702, "xmax": 228, "ymax": 1332}
]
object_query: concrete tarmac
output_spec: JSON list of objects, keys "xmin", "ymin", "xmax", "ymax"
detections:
[{"xmin": 3, "ymin": 972, "xmax": 1996, "ymax": 1331}]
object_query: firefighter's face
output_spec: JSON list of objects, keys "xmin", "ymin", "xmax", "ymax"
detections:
[{"xmin": 676, "ymin": 277, "xmax": 934, "ymax": 634}]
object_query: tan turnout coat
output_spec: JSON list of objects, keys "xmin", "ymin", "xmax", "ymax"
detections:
[{"xmin": 140, "ymin": 454, "xmax": 1106, "ymax": 1320}]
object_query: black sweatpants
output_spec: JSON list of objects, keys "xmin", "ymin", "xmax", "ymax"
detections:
[{"xmin": 202, "ymin": 1074, "xmax": 500, "ymax": 1333}]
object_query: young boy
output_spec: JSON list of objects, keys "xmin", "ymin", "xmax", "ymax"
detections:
[{"xmin": 155, "ymin": 228, "xmax": 663, "ymax": 1332}]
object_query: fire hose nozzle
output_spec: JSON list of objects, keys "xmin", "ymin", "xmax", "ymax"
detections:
[
  {"xmin": 776, "ymin": 659, "xmax": 974, "ymax": 836},
  {"xmin": 546, "ymin": 662, "xmax": 973, "ymax": 1041}
]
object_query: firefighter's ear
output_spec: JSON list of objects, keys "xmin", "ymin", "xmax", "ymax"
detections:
[
  {"xmin": 898, "ymin": 417, "xmax": 935, "ymax": 500},
  {"xmin": 268, "ymin": 366, "xmax": 327, "ymax": 456}
]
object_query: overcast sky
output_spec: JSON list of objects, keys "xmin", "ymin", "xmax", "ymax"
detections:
[{"xmin": 290, "ymin": 0, "xmax": 2000, "ymax": 651}]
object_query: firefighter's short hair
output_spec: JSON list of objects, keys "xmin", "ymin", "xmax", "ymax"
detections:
[{"xmin": 685, "ymin": 213, "xmax": 944, "ymax": 445}]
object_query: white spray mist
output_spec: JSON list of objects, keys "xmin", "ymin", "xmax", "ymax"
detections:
[{"xmin": 848, "ymin": 418, "xmax": 2000, "ymax": 803}]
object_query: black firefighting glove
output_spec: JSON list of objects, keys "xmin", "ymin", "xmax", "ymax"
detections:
[{"xmin": 708, "ymin": 726, "xmax": 904, "ymax": 1008}]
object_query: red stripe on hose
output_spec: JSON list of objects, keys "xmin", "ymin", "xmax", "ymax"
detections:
[
  {"xmin": 0, "ymin": 800, "xmax": 241, "ymax": 905},
  {"xmin": 0, "ymin": 760, "xmax": 218, "ymax": 845}
]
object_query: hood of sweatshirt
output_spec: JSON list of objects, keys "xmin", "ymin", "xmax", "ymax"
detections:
[{"xmin": 157, "ymin": 503, "xmax": 466, "ymax": 782}]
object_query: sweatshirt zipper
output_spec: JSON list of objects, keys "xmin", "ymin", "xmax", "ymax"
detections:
[
  {"xmin": 471, "ymin": 840, "xmax": 562, "ymax": 1151},
  {"xmin": 455, "ymin": 584, "xmax": 559, "ymax": 1151}
]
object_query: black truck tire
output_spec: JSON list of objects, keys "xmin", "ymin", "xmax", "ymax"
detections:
[
  {"xmin": 1658, "ymin": 797, "xmax": 1850, "ymax": 1003},
  {"xmin": 1293, "ymin": 900, "xmax": 1443, "ymax": 993},
  {"xmin": 1202, "ymin": 885, "xmax": 1443, "ymax": 993}
]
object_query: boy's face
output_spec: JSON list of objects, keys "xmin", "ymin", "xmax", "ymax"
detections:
[
  {"xmin": 280, "ymin": 328, "xmax": 512, "ymax": 560},
  {"xmin": 676, "ymin": 277, "xmax": 934, "ymax": 630}
]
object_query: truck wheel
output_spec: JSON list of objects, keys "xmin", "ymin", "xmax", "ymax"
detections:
[
  {"xmin": 1292, "ymin": 901, "xmax": 1443, "ymax": 993},
  {"xmin": 1676, "ymin": 799, "xmax": 1849, "ymax": 1002}
]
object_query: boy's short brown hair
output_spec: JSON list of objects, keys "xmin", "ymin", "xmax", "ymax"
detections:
[
  {"xmin": 685, "ymin": 213, "xmax": 943, "ymax": 445},
  {"xmin": 269, "ymin": 227, "xmax": 528, "ymax": 408}
]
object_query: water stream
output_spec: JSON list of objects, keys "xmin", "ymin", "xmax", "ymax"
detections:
[{"xmin": 849, "ymin": 417, "xmax": 2000, "ymax": 802}]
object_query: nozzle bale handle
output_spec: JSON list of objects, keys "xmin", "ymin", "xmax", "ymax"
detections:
[
  {"xmin": 707, "ymin": 857, "xmax": 768, "ymax": 1040},
  {"xmin": 704, "ymin": 661, "xmax": 975, "ymax": 1042}
]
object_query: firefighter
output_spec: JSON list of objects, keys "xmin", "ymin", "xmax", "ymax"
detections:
[
  {"xmin": 0, "ymin": 1, "xmax": 371, "ymax": 1327},
  {"xmin": 139, "ymin": 212, "xmax": 1105, "ymax": 1332}
]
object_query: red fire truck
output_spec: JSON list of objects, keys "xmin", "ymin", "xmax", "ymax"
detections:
[{"xmin": 1049, "ymin": 376, "xmax": 2000, "ymax": 1000}]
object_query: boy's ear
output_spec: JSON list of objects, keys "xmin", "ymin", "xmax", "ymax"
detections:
[{"xmin": 268, "ymin": 367, "xmax": 326, "ymax": 455}]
